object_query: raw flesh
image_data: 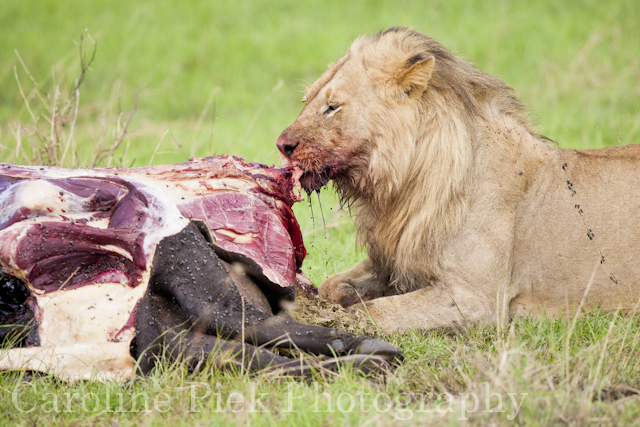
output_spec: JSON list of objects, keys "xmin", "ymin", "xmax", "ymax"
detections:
[{"xmin": 0, "ymin": 156, "xmax": 309, "ymax": 380}]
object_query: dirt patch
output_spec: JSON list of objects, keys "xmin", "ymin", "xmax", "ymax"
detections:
[{"xmin": 290, "ymin": 291, "xmax": 379, "ymax": 337}]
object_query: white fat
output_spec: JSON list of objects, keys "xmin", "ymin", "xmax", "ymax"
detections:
[
  {"xmin": 131, "ymin": 183, "xmax": 190, "ymax": 257},
  {"xmin": 0, "ymin": 186, "xmax": 16, "ymax": 216},
  {"xmin": 215, "ymin": 229, "xmax": 255, "ymax": 244},
  {"xmin": 0, "ymin": 229, "xmax": 23, "ymax": 274},
  {"xmin": 35, "ymin": 282, "xmax": 146, "ymax": 346},
  {"xmin": 0, "ymin": 180, "xmax": 87, "ymax": 223},
  {"xmin": 0, "ymin": 342, "xmax": 135, "ymax": 382},
  {"xmin": 120, "ymin": 175, "xmax": 257, "ymax": 202},
  {"xmin": 0, "ymin": 281, "xmax": 148, "ymax": 382},
  {"xmin": 100, "ymin": 244, "xmax": 133, "ymax": 261},
  {"xmin": 1, "ymin": 165, "xmax": 109, "ymax": 179}
]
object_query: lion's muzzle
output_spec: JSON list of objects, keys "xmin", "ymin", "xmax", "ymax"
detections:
[{"xmin": 276, "ymin": 127, "xmax": 300, "ymax": 163}]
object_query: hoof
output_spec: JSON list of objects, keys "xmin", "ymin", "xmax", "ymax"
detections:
[{"xmin": 357, "ymin": 339, "xmax": 404, "ymax": 364}]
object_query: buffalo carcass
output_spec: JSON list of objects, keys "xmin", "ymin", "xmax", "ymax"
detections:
[{"xmin": 0, "ymin": 155, "xmax": 401, "ymax": 381}]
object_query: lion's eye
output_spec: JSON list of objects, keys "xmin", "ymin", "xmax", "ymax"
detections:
[{"xmin": 324, "ymin": 105, "xmax": 341, "ymax": 115}]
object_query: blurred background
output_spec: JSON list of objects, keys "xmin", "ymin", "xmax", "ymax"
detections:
[{"xmin": 1, "ymin": 0, "xmax": 639, "ymax": 282}]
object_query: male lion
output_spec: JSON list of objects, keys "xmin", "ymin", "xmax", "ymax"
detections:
[{"xmin": 277, "ymin": 27, "xmax": 640, "ymax": 334}]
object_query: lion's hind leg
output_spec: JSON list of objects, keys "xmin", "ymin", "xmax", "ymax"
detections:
[{"xmin": 350, "ymin": 285, "xmax": 495, "ymax": 335}]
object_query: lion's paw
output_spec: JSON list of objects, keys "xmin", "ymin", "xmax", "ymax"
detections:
[{"xmin": 319, "ymin": 280, "xmax": 364, "ymax": 308}]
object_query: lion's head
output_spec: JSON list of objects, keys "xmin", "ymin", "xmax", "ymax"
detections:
[
  {"xmin": 277, "ymin": 27, "xmax": 538, "ymax": 288},
  {"xmin": 277, "ymin": 28, "xmax": 442, "ymax": 201}
]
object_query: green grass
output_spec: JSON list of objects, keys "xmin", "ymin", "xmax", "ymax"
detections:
[
  {"xmin": 3, "ymin": 314, "xmax": 640, "ymax": 425},
  {"xmin": 1, "ymin": 0, "xmax": 640, "ymax": 425}
]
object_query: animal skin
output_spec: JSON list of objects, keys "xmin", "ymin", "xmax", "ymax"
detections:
[
  {"xmin": 0, "ymin": 156, "xmax": 401, "ymax": 381},
  {"xmin": 277, "ymin": 27, "xmax": 640, "ymax": 334}
]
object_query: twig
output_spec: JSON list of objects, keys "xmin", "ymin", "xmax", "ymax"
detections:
[
  {"xmin": 120, "ymin": 137, "xmax": 131, "ymax": 168},
  {"xmin": 103, "ymin": 99, "xmax": 137, "ymax": 168},
  {"xmin": 148, "ymin": 129, "xmax": 169, "ymax": 166},
  {"xmin": 14, "ymin": 50, "xmax": 48, "ymax": 107},
  {"xmin": 59, "ymin": 88, "xmax": 80, "ymax": 166},
  {"xmin": 57, "ymin": 267, "xmax": 81, "ymax": 292},
  {"xmin": 13, "ymin": 66, "xmax": 38, "ymax": 125},
  {"xmin": 61, "ymin": 33, "xmax": 97, "ymax": 117},
  {"xmin": 49, "ymin": 85, "xmax": 60, "ymax": 165}
]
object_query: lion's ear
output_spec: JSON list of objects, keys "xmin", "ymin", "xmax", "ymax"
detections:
[{"xmin": 395, "ymin": 54, "xmax": 435, "ymax": 98}]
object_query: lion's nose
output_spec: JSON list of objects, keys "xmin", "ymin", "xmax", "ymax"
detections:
[{"xmin": 276, "ymin": 137, "xmax": 300, "ymax": 159}]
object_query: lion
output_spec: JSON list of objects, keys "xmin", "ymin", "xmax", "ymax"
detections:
[{"xmin": 276, "ymin": 27, "xmax": 640, "ymax": 334}]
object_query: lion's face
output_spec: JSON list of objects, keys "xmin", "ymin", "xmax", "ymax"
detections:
[
  {"xmin": 277, "ymin": 37, "xmax": 436, "ymax": 199},
  {"xmin": 277, "ymin": 56, "xmax": 377, "ymax": 196}
]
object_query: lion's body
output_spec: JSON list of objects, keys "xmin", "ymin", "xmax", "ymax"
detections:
[
  {"xmin": 277, "ymin": 27, "xmax": 640, "ymax": 333},
  {"xmin": 509, "ymin": 146, "xmax": 640, "ymax": 316}
]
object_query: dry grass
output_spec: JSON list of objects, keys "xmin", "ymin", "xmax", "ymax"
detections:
[
  {"xmin": 4, "ymin": 34, "xmax": 136, "ymax": 169},
  {"xmin": 291, "ymin": 293, "xmax": 378, "ymax": 337}
]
